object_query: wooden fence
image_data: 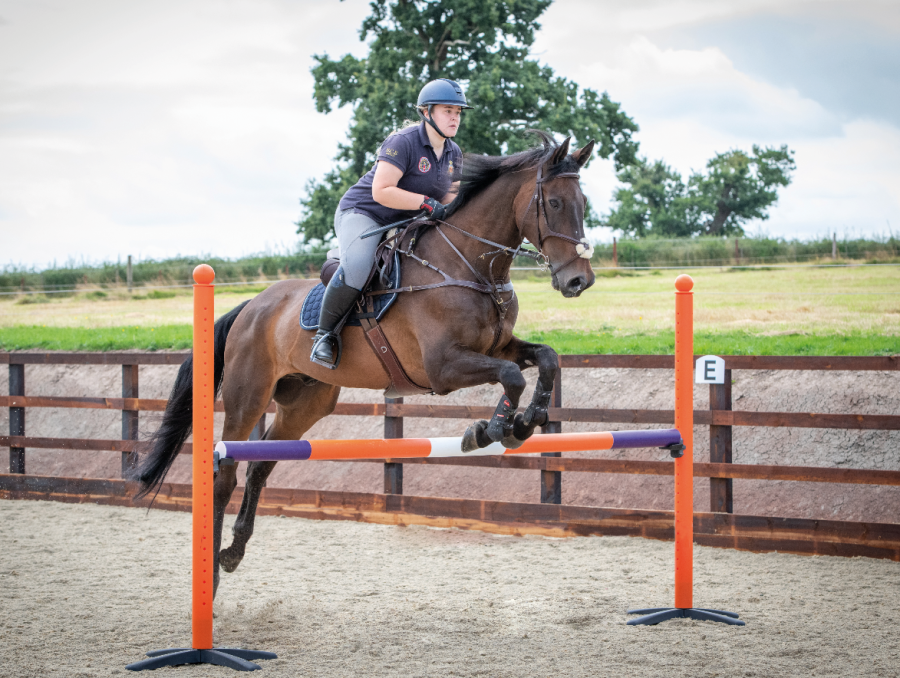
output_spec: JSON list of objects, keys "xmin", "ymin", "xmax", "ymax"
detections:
[{"xmin": 2, "ymin": 351, "xmax": 899, "ymax": 560}]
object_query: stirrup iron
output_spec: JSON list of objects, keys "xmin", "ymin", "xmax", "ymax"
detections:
[{"xmin": 310, "ymin": 330, "xmax": 343, "ymax": 370}]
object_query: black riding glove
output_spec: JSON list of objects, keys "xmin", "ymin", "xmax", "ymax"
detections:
[{"xmin": 420, "ymin": 197, "xmax": 447, "ymax": 221}]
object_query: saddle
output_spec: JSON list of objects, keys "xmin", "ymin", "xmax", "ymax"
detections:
[
  {"xmin": 300, "ymin": 247, "xmax": 432, "ymax": 398},
  {"xmin": 299, "ymin": 250, "xmax": 401, "ymax": 330}
]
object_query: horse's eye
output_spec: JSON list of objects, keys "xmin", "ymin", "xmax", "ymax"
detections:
[{"xmin": 549, "ymin": 199, "xmax": 560, "ymax": 209}]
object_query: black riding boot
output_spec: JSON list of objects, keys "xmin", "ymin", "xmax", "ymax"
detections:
[{"xmin": 309, "ymin": 272, "xmax": 362, "ymax": 369}]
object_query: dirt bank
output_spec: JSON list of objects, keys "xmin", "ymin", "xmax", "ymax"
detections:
[
  {"xmin": 1, "ymin": 356, "xmax": 898, "ymax": 523},
  {"xmin": 1, "ymin": 500, "xmax": 898, "ymax": 678}
]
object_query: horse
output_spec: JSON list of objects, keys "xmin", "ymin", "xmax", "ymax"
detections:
[{"xmin": 132, "ymin": 133, "xmax": 596, "ymax": 595}]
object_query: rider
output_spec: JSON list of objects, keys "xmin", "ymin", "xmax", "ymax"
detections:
[{"xmin": 310, "ymin": 78, "xmax": 471, "ymax": 369}]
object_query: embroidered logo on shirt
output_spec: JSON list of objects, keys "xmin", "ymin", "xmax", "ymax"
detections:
[
  {"xmin": 448, "ymin": 160, "xmax": 454, "ymax": 174},
  {"xmin": 384, "ymin": 148, "xmax": 398, "ymax": 157},
  {"xmin": 418, "ymin": 157, "xmax": 432, "ymax": 173}
]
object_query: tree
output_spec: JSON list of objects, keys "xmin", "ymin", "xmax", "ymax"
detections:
[
  {"xmin": 603, "ymin": 159, "xmax": 695, "ymax": 238},
  {"xmin": 689, "ymin": 145, "xmax": 796, "ymax": 236},
  {"xmin": 296, "ymin": 0, "xmax": 639, "ymax": 242},
  {"xmin": 605, "ymin": 145, "xmax": 795, "ymax": 237}
]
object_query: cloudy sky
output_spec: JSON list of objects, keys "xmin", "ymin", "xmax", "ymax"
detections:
[{"xmin": 1, "ymin": 0, "xmax": 898, "ymax": 268}]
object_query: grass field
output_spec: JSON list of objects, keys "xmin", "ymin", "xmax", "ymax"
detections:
[{"xmin": 1, "ymin": 266, "xmax": 897, "ymax": 355}]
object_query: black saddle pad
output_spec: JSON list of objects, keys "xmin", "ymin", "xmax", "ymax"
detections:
[{"xmin": 299, "ymin": 252, "xmax": 401, "ymax": 331}]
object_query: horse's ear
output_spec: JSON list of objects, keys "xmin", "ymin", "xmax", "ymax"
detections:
[
  {"xmin": 572, "ymin": 139, "xmax": 596, "ymax": 168},
  {"xmin": 550, "ymin": 137, "xmax": 571, "ymax": 166}
]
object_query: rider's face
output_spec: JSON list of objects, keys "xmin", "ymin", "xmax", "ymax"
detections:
[{"xmin": 428, "ymin": 105, "xmax": 462, "ymax": 137}]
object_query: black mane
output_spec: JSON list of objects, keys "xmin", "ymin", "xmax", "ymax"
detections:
[{"xmin": 446, "ymin": 131, "xmax": 580, "ymax": 218}]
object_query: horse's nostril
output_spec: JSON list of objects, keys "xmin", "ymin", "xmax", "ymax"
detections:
[{"xmin": 568, "ymin": 277, "xmax": 585, "ymax": 292}]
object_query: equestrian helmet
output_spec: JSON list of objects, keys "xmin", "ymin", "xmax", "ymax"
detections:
[{"xmin": 417, "ymin": 79, "xmax": 473, "ymax": 109}]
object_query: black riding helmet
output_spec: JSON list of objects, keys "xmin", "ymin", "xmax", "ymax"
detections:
[{"xmin": 416, "ymin": 78, "xmax": 472, "ymax": 139}]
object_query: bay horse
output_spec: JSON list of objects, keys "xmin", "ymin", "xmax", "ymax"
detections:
[{"xmin": 133, "ymin": 133, "xmax": 596, "ymax": 595}]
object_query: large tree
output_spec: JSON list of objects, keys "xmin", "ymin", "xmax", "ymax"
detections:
[
  {"xmin": 606, "ymin": 145, "xmax": 796, "ymax": 237},
  {"xmin": 604, "ymin": 159, "xmax": 695, "ymax": 238},
  {"xmin": 296, "ymin": 0, "xmax": 639, "ymax": 242}
]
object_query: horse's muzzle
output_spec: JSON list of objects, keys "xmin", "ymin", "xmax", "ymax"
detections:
[{"xmin": 558, "ymin": 273, "xmax": 594, "ymax": 298}]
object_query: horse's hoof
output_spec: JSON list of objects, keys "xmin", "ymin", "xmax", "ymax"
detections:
[
  {"xmin": 501, "ymin": 433, "xmax": 526, "ymax": 450},
  {"xmin": 219, "ymin": 545, "xmax": 244, "ymax": 573},
  {"xmin": 461, "ymin": 420, "xmax": 491, "ymax": 452}
]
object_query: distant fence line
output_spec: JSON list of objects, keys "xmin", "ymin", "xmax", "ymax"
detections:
[
  {"xmin": 4, "ymin": 262, "xmax": 900, "ymax": 297},
  {"xmin": 3, "ymin": 235, "xmax": 898, "ymax": 293}
]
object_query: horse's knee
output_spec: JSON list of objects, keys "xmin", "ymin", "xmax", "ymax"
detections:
[{"xmin": 498, "ymin": 362, "xmax": 526, "ymax": 401}]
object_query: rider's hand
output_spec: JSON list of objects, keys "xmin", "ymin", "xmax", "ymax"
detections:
[{"xmin": 420, "ymin": 197, "xmax": 447, "ymax": 221}]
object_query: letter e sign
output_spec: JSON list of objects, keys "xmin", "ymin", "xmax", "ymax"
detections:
[{"xmin": 695, "ymin": 355, "xmax": 725, "ymax": 384}]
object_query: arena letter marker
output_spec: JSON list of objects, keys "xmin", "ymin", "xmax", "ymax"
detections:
[
  {"xmin": 127, "ymin": 265, "xmax": 277, "ymax": 671},
  {"xmin": 626, "ymin": 275, "xmax": 744, "ymax": 626}
]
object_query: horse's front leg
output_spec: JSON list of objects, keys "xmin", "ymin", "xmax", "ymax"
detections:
[
  {"xmin": 425, "ymin": 348, "xmax": 528, "ymax": 452},
  {"xmin": 499, "ymin": 337, "xmax": 559, "ymax": 443}
]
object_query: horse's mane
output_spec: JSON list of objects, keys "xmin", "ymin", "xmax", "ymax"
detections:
[{"xmin": 446, "ymin": 131, "xmax": 580, "ymax": 218}]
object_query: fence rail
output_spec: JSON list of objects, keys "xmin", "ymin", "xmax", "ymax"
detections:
[{"xmin": 3, "ymin": 351, "xmax": 899, "ymax": 560}]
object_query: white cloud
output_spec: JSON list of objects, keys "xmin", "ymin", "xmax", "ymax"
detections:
[
  {"xmin": 532, "ymin": 0, "xmax": 899, "ymax": 241},
  {"xmin": 0, "ymin": 0, "xmax": 371, "ymax": 266}
]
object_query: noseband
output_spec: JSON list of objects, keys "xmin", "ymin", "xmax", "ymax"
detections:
[{"xmin": 523, "ymin": 163, "xmax": 594, "ymax": 275}]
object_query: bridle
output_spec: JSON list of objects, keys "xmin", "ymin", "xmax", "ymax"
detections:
[{"xmin": 520, "ymin": 162, "xmax": 594, "ymax": 276}]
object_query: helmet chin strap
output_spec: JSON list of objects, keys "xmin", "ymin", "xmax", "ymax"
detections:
[{"xmin": 418, "ymin": 105, "xmax": 449, "ymax": 139}]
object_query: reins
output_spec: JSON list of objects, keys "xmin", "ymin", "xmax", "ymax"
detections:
[{"xmin": 366, "ymin": 161, "xmax": 591, "ymax": 355}]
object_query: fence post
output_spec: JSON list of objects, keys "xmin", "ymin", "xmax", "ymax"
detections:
[
  {"xmin": 734, "ymin": 238, "xmax": 740, "ymax": 266},
  {"xmin": 540, "ymin": 361, "xmax": 563, "ymax": 504},
  {"xmin": 9, "ymin": 363, "xmax": 25, "ymax": 474},
  {"xmin": 121, "ymin": 364, "xmax": 139, "ymax": 477},
  {"xmin": 384, "ymin": 396, "xmax": 403, "ymax": 494},
  {"xmin": 832, "ymin": 233, "xmax": 837, "ymax": 260},
  {"xmin": 612, "ymin": 237, "xmax": 618, "ymax": 267},
  {"xmin": 709, "ymin": 368, "xmax": 733, "ymax": 513},
  {"xmin": 127, "ymin": 255, "xmax": 133, "ymax": 293}
]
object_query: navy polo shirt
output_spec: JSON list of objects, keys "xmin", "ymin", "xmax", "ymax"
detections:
[{"xmin": 339, "ymin": 122, "xmax": 462, "ymax": 226}]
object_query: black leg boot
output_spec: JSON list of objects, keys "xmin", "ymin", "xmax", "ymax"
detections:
[{"xmin": 309, "ymin": 272, "xmax": 362, "ymax": 369}]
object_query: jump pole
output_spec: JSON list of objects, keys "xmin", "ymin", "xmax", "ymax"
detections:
[
  {"xmin": 625, "ymin": 274, "xmax": 743, "ymax": 626},
  {"xmin": 127, "ymin": 265, "xmax": 276, "ymax": 672}
]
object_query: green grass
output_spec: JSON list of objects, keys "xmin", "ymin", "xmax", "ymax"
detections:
[
  {"xmin": 521, "ymin": 330, "xmax": 900, "ymax": 356},
  {"xmin": 0, "ymin": 325, "xmax": 194, "ymax": 351},
  {"xmin": 1, "ymin": 324, "xmax": 896, "ymax": 356},
  {"xmin": 1, "ymin": 265, "xmax": 896, "ymax": 355}
]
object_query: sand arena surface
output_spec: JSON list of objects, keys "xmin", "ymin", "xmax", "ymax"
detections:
[{"xmin": 1, "ymin": 500, "xmax": 898, "ymax": 677}]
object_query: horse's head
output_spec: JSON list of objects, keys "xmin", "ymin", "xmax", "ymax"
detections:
[{"xmin": 515, "ymin": 137, "xmax": 597, "ymax": 298}]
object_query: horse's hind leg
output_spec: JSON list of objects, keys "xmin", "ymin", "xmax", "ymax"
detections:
[
  {"xmin": 219, "ymin": 460, "xmax": 277, "ymax": 573},
  {"xmin": 218, "ymin": 376, "xmax": 341, "ymax": 578},
  {"xmin": 212, "ymin": 356, "xmax": 279, "ymax": 597}
]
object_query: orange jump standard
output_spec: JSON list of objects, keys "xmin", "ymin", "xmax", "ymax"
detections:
[{"xmin": 625, "ymin": 275, "xmax": 744, "ymax": 626}]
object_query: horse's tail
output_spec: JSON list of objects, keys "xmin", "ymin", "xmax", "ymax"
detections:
[{"xmin": 130, "ymin": 299, "xmax": 252, "ymax": 501}]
